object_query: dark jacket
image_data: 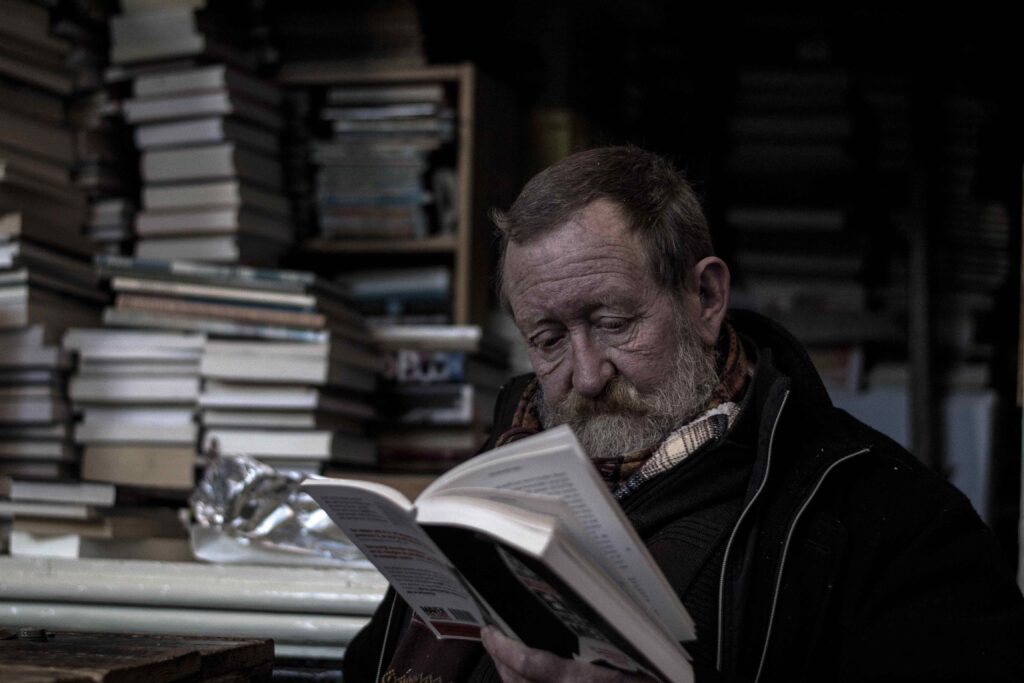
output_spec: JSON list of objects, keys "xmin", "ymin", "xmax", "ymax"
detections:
[{"xmin": 346, "ymin": 310, "xmax": 1024, "ymax": 682}]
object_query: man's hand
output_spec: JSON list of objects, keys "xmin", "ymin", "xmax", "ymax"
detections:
[{"xmin": 480, "ymin": 626, "xmax": 656, "ymax": 683}]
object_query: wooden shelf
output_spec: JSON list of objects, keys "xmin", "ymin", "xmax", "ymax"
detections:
[
  {"xmin": 301, "ymin": 235, "xmax": 459, "ymax": 254},
  {"xmin": 279, "ymin": 63, "xmax": 520, "ymax": 325}
]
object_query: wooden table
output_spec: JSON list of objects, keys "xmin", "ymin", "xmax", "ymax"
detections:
[{"xmin": 0, "ymin": 629, "xmax": 273, "ymax": 682}]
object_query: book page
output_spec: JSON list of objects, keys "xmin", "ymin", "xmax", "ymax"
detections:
[
  {"xmin": 302, "ymin": 480, "xmax": 485, "ymax": 640},
  {"xmin": 423, "ymin": 425, "xmax": 695, "ymax": 642}
]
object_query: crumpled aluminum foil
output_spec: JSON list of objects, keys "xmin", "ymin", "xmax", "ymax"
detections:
[{"xmin": 189, "ymin": 452, "xmax": 371, "ymax": 568}]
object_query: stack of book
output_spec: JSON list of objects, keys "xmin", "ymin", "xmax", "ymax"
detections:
[
  {"xmin": 339, "ymin": 266, "xmax": 452, "ymax": 325},
  {"xmin": 933, "ymin": 99, "xmax": 1010, "ymax": 365},
  {"xmin": 0, "ymin": 333, "xmax": 75, "ymax": 481},
  {"xmin": 62, "ymin": 327, "xmax": 204, "ymax": 493},
  {"xmin": 361, "ymin": 324, "xmax": 508, "ymax": 474},
  {"xmin": 90, "ymin": 255, "xmax": 380, "ymax": 475},
  {"xmin": 0, "ymin": 0, "xmax": 111, "ymax": 482},
  {"xmin": 0, "ymin": 477, "xmax": 190, "ymax": 560},
  {"xmin": 726, "ymin": 66, "xmax": 901, "ymax": 387},
  {"xmin": 109, "ymin": 2, "xmax": 292, "ymax": 265},
  {"xmin": 60, "ymin": 4, "xmax": 139, "ymax": 254},
  {"xmin": 312, "ymin": 81, "xmax": 456, "ymax": 241}
]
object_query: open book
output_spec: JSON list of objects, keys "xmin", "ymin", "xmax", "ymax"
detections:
[{"xmin": 301, "ymin": 425, "xmax": 695, "ymax": 682}]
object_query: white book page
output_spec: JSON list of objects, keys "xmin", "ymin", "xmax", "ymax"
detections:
[
  {"xmin": 302, "ymin": 480, "xmax": 485, "ymax": 640},
  {"xmin": 422, "ymin": 425, "xmax": 695, "ymax": 642}
]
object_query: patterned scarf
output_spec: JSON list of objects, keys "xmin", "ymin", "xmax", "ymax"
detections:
[{"xmin": 494, "ymin": 321, "xmax": 753, "ymax": 499}]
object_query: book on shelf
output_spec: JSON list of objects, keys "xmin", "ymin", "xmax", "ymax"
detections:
[{"xmin": 302, "ymin": 425, "xmax": 695, "ymax": 682}]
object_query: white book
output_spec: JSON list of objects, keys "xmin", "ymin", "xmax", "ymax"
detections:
[
  {"xmin": 142, "ymin": 179, "xmax": 289, "ymax": 215},
  {"xmin": 204, "ymin": 429, "xmax": 375, "ymax": 464},
  {"xmin": 3, "ymin": 479, "xmax": 116, "ymax": 506},
  {"xmin": 78, "ymin": 345, "xmax": 201, "ymax": 362},
  {"xmin": 135, "ymin": 206, "xmax": 290, "ymax": 241},
  {"xmin": 201, "ymin": 409, "xmax": 361, "ymax": 430},
  {"xmin": 134, "ymin": 116, "xmax": 279, "ymax": 154},
  {"xmin": 134, "ymin": 234, "xmax": 284, "ymax": 264},
  {"xmin": 69, "ymin": 375, "xmax": 200, "ymax": 403},
  {"xmin": 141, "ymin": 143, "xmax": 282, "ymax": 189},
  {"xmin": 10, "ymin": 531, "xmax": 194, "ymax": 561},
  {"xmin": 133, "ymin": 64, "xmax": 281, "ymax": 106},
  {"xmin": 110, "ymin": 7, "xmax": 203, "ymax": 64},
  {"xmin": 124, "ymin": 91, "xmax": 282, "ymax": 130},
  {"xmin": 200, "ymin": 351, "xmax": 376, "ymax": 390},
  {"xmin": 63, "ymin": 328, "xmax": 206, "ymax": 351},
  {"xmin": 0, "ymin": 499, "xmax": 96, "ymax": 520},
  {"xmin": 75, "ymin": 420, "xmax": 197, "ymax": 445}
]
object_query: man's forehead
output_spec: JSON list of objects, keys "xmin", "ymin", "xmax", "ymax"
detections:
[{"xmin": 503, "ymin": 202, "xmax": 642, "ymax": 272}]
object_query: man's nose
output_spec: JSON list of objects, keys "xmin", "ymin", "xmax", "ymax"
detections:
[{"xmin": 570, "ymin": 334, "xmax": 614, "ymax": 398}]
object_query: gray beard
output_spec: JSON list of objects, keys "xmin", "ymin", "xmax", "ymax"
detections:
[{"xmin": 537, "ymin": 319, "xmax": 720, "ymax": 460}]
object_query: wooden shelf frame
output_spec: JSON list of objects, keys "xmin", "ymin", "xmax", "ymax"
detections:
[{"xmin": 280, "ymin": 62, "xmax": 519, "ymax": 326}]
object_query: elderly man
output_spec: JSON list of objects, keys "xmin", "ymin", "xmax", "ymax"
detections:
[{"xmin": 345, "ymin": 146, "xmax": 1024, "ymax": 682}]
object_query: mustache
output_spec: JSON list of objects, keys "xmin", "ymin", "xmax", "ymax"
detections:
[{"xmin": 554, "ymin": 377, "xmax": 650, "ymax": 419}]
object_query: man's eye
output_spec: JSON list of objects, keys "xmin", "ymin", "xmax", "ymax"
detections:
[
  {"xmin": 532, "ymin": 334, "xmax": 563, "ymax": 350},
  {"xmin": 596, "ymin": 318, "xmax": 629, "ymax": 332}
]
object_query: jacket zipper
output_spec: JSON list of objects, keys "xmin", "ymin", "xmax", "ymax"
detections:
[
  {"xmin": 752, "ymin": 446, "xmax": 870, "ymax": 683},
  {"xmin": 716, "ymin": 390, "xmax": 790, "ymax": 671}
]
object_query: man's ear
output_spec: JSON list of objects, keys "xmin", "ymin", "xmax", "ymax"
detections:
[{"xmin": 692, "ymin": 256, "xmax": 730, "ymax": 346}]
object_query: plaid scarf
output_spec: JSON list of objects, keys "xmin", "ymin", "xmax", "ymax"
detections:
[{"xmin": 494, "ymin": 321, "xmax": 753, "ymax": 499}]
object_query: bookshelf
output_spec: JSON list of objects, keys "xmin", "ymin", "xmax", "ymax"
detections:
[{"xmin": 278, "ymin": 62, "xmax": 522, "ymax": 327}]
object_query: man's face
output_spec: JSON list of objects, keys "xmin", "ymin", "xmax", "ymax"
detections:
[{"xmin": 502, "ymin": 199, "xmax": 719, "ymax": 458}]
